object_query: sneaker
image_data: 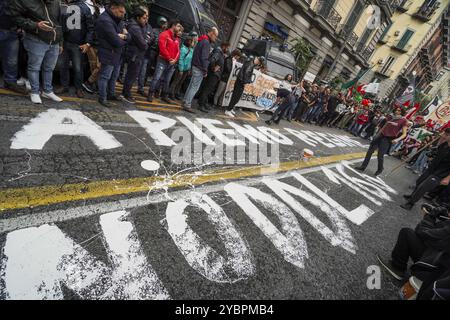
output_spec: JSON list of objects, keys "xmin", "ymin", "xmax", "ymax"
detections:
[
  {"xmin": 121, "ymin": 95, "xmax": 136, "ymax": 104},
  {"xmin": 30, "ymin": 93, "xmax": 42, "ymax": 104},
  {"xmin": 376, "ymin": 255, "xmax": 405, "ymax": 281},
  {"xmin": 182, "ymin": 106, "xmax": 196, "ymax": 114},
  {"xmin": 225, "ymin": 110, "xmax": 235, "ymax": 117},
  {"xmin": 4, "ymin": 81, "xmax": 27, "ymax": 94},
  {"xmin": 17, "ymin": 77, "xmax": 26, "ymax": 86},
  {"xmin": 199, "ymin": 105, "xmax": 209, "ymax": 113},
  {"xmin": 98, "ymin": 98, "xmax": 112, "ymax": 108},
  {"xmin": 82, "ymin": 82, "xmax": 95, "ymax": 94},
  {"xmin": 161, "ymin": 96, "xmax": 173, "ymax": 104},
  {"xmin": 400, "ymin": 202, "xmax": 414, "ymax": 211},
  {"xmin": 76, "ymin": 89, "xmax": 84, "ymax": 98},
  {"xmin": 41, "ymin": 92, "xmax": 63, "ymax": 102},
  {"xmin": 25, "ymin": 80, "xmax": 31, "ymax": 91},
  {"xmin": 54, "ymin": 87, "xmax": 69, "ymax": 95},
  {"xmin": 230, "ymin": 109, "xmax": 236, "ymax": 116}
]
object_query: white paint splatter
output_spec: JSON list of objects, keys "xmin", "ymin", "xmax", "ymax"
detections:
[
  {"xmin": 164, "ymin": 193, "xmax": 254, "ymax": 283},
  {"xmin": 224, "ymin": 183, "xmax": 308, "ymax": 269},
  {"xmin": 141, "ymin": 160, "xmax": 161, "ymax": 171}
]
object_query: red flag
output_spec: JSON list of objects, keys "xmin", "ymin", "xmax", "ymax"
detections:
[
  {"xmin": 357, "ymin": 84, "xmax": 366, "ymax": 95},
  {"xmin": 406, "ymin": 103, "xmax": 420, "ymax": 120},
  {"xmin": 403, "ymin": 100, "xmax": 411, "ymax": 108}
]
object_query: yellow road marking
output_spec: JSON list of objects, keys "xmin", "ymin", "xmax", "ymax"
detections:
[{"xmin": 0, "ymin": 152, "xmax": 367, "ymax": 211}]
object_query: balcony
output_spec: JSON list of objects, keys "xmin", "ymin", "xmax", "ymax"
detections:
[
  {"xmin": 412, "ymin": 1, "xmax": 440, "ymax": 22},
  {"xmin": 313, "ymin": 0, "xmax": 342, "ymax": 30},
  {"xmin": 375, "ymin": 68, "xmax": 394, "ymax": 78},
  {"xmin": 396, "ymin": 0, "xmax": 412, "ymax": 13},
  {"xmin": 377, "ymin": 35, "xmax": 391, "ymax": 44},
  {"xmin": 347, "ymin": 32, "xmax": 359, "ymax": 48},
  {"xmin": 391, "ymin": 42, "xmax": 412, "ymax": 53},
  {"xmin": 361, "ymin": 47, "xmax": 374, "ymax": 60}
]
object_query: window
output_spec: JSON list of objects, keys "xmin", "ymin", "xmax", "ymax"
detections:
[
  {"xmin": 379, "ymin": 24, "xmax": 392, "ymax": 41},
  {"xmin": 397, "ymin": 29, "xmax": 415, "ymax": 49},
  {"xmin": 342, "ymin": 0, "xmax": 365, "ymax": 36},
  {"xmin": 380, "ymin": 56, "xmax": 395, "ymax": 74}
]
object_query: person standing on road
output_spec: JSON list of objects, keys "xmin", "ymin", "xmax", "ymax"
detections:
[
  {"xmin": 82, "ymin": 0, "xmax": 105, "ymax": 94},
  {"xmin": 197, "ymin": 41, "xmax": 229, "ymax": 113},
  {"xmin": 95, "ymin": 0, "xmax": 130, "ymax": 107},
  {"xmin": 120, "ymin": 6, "xmax": 149, "ymax": 104},
  {"xmin": 265, "ymin": 88, "xmax": 296, "ymax": 125},
  {"xmin": 356, "ymin": 107, "xmax": 408, "ymax": 176},
  {"xmin": 9, "ymin": 0, "xmax": 64, "ymax": 104},
  {"xmin": 181, "ymin": 26, "xmax": 219, "ymax": 114},
  {"xmin": 0, "ymin": 0, "xmax": 27, "ymax": 94},
  {"xmin": 56, "ymin": 0, "xmax": 95, "ymax": 98},
  {"xmin": 224, "ymin": 55, "xmax": 264, "ymax": 118},
  {"xmin": 402, "ymin": 129, "xmax": 450, "ymax": 210},
  {"xmin": 213, "ymin": 48, "xmax": 241, "ymax": 107},
  {"xmin": 168, "ymin": 36, "xmax": 194, "ymax": 101},
  {"xmin": 147, "ymin": 19, "xmax": 181, "ymax": 104}
]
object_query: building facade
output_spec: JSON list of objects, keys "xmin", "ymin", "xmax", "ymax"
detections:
[
  {"xmin": 206, "ymin": 0, "xmax": 400, "ymax": 83},
  {"xmin": 360, "ymin": 0, "xmax": 450, "ymax": 100}
]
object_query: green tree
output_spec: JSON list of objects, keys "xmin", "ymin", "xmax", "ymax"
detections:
[{"xmin": 290, "ymin": 37, "xmax": 314, "ymax": 77}]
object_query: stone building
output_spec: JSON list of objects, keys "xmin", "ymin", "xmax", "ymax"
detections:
[{"xmin": 206, "ymin": 0, "xmax": 400, "ymax": 83}]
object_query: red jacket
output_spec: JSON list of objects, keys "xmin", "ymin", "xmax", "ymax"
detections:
[
  {"xmin": 158, "ymin": 29, "xmax": 180, "ymax": 62},
  {"xmin": 357, "ymin": 113, "xmax": 369, "ymax": 125}
]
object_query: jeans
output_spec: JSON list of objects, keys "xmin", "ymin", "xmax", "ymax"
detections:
[
  {"xmin": 306, "ymin": 104, "xmax": 323, "ymax": 122},
  {"xmin": 408, "ymin": 171, "xmax": 442, "ymax": 205},
  {"xmin": 183, "ymin": 66, "xmax": 204, "ymax": 108},
  {"xmin": 123, "ymin": 57, "xmax": 143, "ymax": 98},
  {"xmin": 360, "ymin": 134, "xmax": 393, "ymax": 173},
  {"xmin": 411, "ymin": 151, "xmax": 429, "ymax": 174},
  {"xmin": 98, "ymin": 63, "xmax": 121, "ymax": 101},
  {"xmin": 0, "ymin": 29, "xmax": 19, "ymax": 83},
  {"xmin": 23, "ymin": 36, "xmax": 60, "ymax": 94},
  {"xmin": 138, "ymin": 58, "xmax": 149, "ymax": 91},
  {"xmin": 227, "ymin": 78, "xmax": 246, "ymax": 111},
  {"xmin": 391, "ymin": 228, "xmax": 426, "ymax": 272},
  {"xmin": 285, "ymin": 102, "xmax": 298, "ymax": 120},
  {"xmin": 214, "ymin": 80, "xmax": 227, "ymax": 106},
  {"xmin": 350, "ymin": 123, "xmax": 363, "ymax": 136},
  {"xmin": 149, "ymin": 56, "xmax": 175, "ymax": 96},
  {"xmin": 60, "ymin": 42, "xmax": 84, "ymax": 90}
]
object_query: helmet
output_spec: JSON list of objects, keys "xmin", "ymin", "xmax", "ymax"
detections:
[{"xmin": 157, "ymin": 16, "xmax": 168, "ymax": 27}]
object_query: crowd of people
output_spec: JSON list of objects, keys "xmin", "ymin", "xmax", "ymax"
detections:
[{"xmin": 0, "ymin": 0, "xmax": 268, "ymax": 116}]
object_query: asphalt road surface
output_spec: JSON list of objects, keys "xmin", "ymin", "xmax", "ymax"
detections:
[{"xmin": 0, "ymin": 87, "xmax": 424, "ymax": 300}]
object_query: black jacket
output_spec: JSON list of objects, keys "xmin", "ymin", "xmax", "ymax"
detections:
[
  {"xmin": 96, "ymin": 8, "xmax": 130, "ymax": 66},
  {"xmin": 237, "ymin": 58, "xmax": 255, "ymax": 84},
  {"xmin": 221, "ymin": 55, "xmax": 233, "ymax": 82},
  {"xmin": 192, "ymin": 35, "xmax": 211, "ymax": 75},
  {"xmin": 208, "ymin": 46, "xmax": 224, "ymax": 78},
  {"xmin": 61, "ymin": 1, "xmax": 94, "ymax": 46},
  {"xmin": 9, "ymin": 0, "xmax": 63, "ymax": 44},
  {"xmin": 125, "ymin": 18, "xmax": 149, "ymax": 61},
  {"xmin": 0, "ymin": 0, "xmax": 15, "ymax": 30}
]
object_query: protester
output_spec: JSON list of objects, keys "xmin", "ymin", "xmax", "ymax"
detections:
[
  {"xmin": 182, "ymin": 26, "xmax": 219, "ymax": 114},
  {"xmin": 265, "ymin": 88, "xmax": 296, "ymax": 125},
  {"xmin": 402, "ymin": 128, "xmax": 450, "ymax": 210},
  {"xmin": 96, "ymin": 0, "xmax": 130, "ymax": 107},
  {"xmin": 377, "ymin": 204, "xmax": 450, "ymax": 285},
  {"xmin": 10, "ymin": 0, "xmax": 64, "ymax": 104},
  {"xmin": 224, "ymin": 55, "xmax": 264, "ymax": 118},
  {"xmin": 81, "ymin": 0, "xmax": 104, "ymax": 94},
  {"xmin": 120, "ymin": 6, "xmax": 149, "ymax": 104},
  {"xmin": 213, "ymin": 48, "xmax": 241, "ymax": 107},
  {"xmin": 147, "ymin": 18, "xmax": 181, "ymax": 103},
  {"xmin": 168, "ymin": 36, "xmax": 194, "ymax": 101},
  {"xmin": 0, "ymin": 0, "xmax": 26, "ymax": 93},
  {"xmin": 197, "ymin": 41, "xmax": 229, "ymax": 113},
  {"xmin": 356, "ymin": 107, "xmax": 408, "ymax": 176},
  {"xmin": 56, "ymin": 0, "xmax": 95, "ymax": 98}
]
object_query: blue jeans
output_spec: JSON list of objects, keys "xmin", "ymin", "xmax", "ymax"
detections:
[
  {"xmin": 138, "ymin": 58, "xmax": 149, "ymax": 91},
  {"xmin": 351, "ymin": 123, "xmax": 363, "ymax": 136},
  {"xmin": 98, "ymin": 64, "xmax": 121, "ymax": 101},
  {"xmin": 0, "ymin": 29, "xmax": 19, "ymax": 84},
  {"xmin": 149, "ymin": 56, "xmax": 175, "ymax": 96},
  {"xmin": 123, "ymin": 57, "xmax": 143, "ymax": 97},
  {"xmin": 411, "ymin": 151, "xmax": 429, "ymax": 173},
  {"xmin": 183, "ymin": 66, "xmax": 204, "ymax": 108},
  {"xmin": 60, "ymin": 42, "xmax": 84, "ymax": 90},
  {"xmin": 23, "ymin": 36, "xmax": 60, "ymax": 94}
]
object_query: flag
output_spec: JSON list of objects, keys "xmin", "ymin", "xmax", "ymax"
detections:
[
  {"xmin": 356, "ymin": 84, "xmax": 366, "ymax": 95},
  {"xmin": 422, "ymin": 96, "xmax": 441, "ymax": 117},
  {"xmin": 406, "ymin": 103, "xmax": 421, "ymax": 120},
  {"xmin": 341, "ymin": 68, "xmax": 371, "ymax": 90},
  {"xmin": 396, "ymin": 75, "xmax": 416, "ymax": 105},
  {"xmin": 362, "ymin": 82, "xmax": 380, "ymax": 94}
]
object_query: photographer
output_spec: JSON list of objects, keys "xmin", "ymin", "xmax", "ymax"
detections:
[{"xmin": 377, "ymin": 204, "xmax": 450, "ymax": 284}]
